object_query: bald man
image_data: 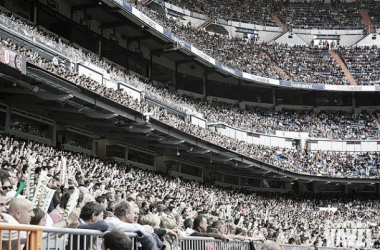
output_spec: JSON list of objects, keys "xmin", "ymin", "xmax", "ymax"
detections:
[
  {"xmin": 262, "ymin": 240, "xmax": 281, "ymax": 250},
  {"xmin": 1, "ymin": 198, "xmax": 34, "ymax": 248},
  {"xmin": 4, "ymin": 198, "xmax": 35, "ymax": 224}
]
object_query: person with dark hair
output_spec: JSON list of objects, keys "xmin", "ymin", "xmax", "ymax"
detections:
[
  {"xmin": 79, "ymin": 201, "xmax": 105, "ymax": 225},
  {"xmin": 49, "ymin": 191, "xmax": 72, "ymax": 223},
  {"xmin": 30, "ymin": 207, "xmax": 80, "ymax": 228},
  {"xmin": 190, "ymin": 215, "xmax": 227, "ymax": 240},
  {"xmin": 2, "ymin": 178, "xmax": 13, "ymax": 193},
  {"xmin": 102, "ymin": 230, "xmax": 132, "ymax": 250},
  {"xmin": 288, "ymin": 238, "xmax": 296, "ymax": 245},
  {"xmin": 30, "ymin": 208, "xmax": 46, "ymax": 226},
  {"xmin": 374, "ymin": 240, "xmax": 380, "ymax": 249},
  {"xmin": 183, "ymin": 218, "xmax": 192, "ymax": 229},
  {"xmin": 68, "ymin": 201, "xmax": 110, "ymax": 250},
  {"xmin": 139, "ymin": 201, "xmax": 149, "ymax": 215},
  {"xmin": 96, "ymin": 195, "xmax": 108, "ymax": 210}
]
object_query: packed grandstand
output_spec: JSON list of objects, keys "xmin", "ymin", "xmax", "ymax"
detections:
[{"xmin": 0, "ymin": 0, "xmax": 379, "ymax": 249}]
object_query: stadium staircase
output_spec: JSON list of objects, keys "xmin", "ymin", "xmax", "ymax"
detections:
[
  {"xmin": 261, "ymin": 49, "xmax": 291, "ymax": 80},
  {"xmin": 197, "ymin": 17, "xmax": 215, "ymax": 30},
  {"xmin": 375, "ymin": 118, "xmax": 380, "ymax": 131},
  {"xmin": 271, "ymin": 13, "xmax": 287, "ymax": 33},
  {"xmin": 141, "ymin": 0, "xmax": 152, "ymax": 5},
  {"xmin": 267, "ymin": 13, "xmax": 289, "ymax": 44},
  {"xmin": 360, "ymin": 10, "xmax": 376, "ymax": 33},
  {"xmin": 329, "ymin": 50, "xmax": 358, "ymax": 86}
]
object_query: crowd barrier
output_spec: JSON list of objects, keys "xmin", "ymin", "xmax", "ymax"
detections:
[
  {"xmin": 0, "ymin": 224, "xmax": 370, "ymax": 250},
  {"xmin": 0, "ymin": 224, "xmax": 138, "ymax": 250},
  {"xmin": 0, "ymin": 223, "xmax": 43, "ymax": 250},
  {"xmin": 180, "ymin": 236, "xmax": 251, "ymax": 250},
  {"xmin": 252, "ymin": 242, "xmax": 368, "ymax": 250}
]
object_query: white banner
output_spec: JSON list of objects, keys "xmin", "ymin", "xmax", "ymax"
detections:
[
  {"xmin": 27, "ymin": 155, "xmax": 36, "ymax": 201},
  {"xmin": 32, "ymin": 171, "xmax": 51, "ymax": 207},
  {"xmin": 64, "ymin": 187, "xmax": 79, "ymax": 219},
  {"xmin": 237, "ymin": 216, "xmax": 244, "ymax": 228},
  {"xmin": 39, "ymin": 187, "xmax": 56, "ymax": 213}
]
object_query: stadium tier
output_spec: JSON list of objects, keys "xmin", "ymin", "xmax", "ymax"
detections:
[
  {"xmin": 0, "ymin": 0, "xmax": 379, "ymax": 249},
  {"xmin": 0, "ymin": 12, "xmax": 378, "ymax": 178}
]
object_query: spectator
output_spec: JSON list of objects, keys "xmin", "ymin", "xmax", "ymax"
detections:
[
  {"xmin": 190, "ymin": 215, "xmax": 227, "ymax": 240},
  {"xmin": 105, "ymin": 200, "xmax": 151, "ymax": 233},
  {"xmin": 70, "ymin": 201, "xmax": 110, "ymax": 250},
  {"xmin": 49, "ymin": 191, "xmax": 72, "ymax": 223},
  {"xmin": 102, "ymin": 230, "xmax": 133, "ymax": 250},
  {"xmin": 262, "ymin": 240, "xmax": 281, "ymax": 250},
  {"xmin": 1, "ymin": 198, "xmax": 34, "ymax": 248}
]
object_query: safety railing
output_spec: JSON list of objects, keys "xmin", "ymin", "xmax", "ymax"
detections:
[
  {"xmin": 2, "ymin": 224, "xmax": 367, "ymax": 250},
  {"xmin": 42, "ymin": 227, "xmax": 138, "ymax": 250},
  {"xmin": 0, "ymin": 224, "xmax": 138, "ymax": 250},
  {"xmin": 0, "ymin": 223, "xmax": 43, "ymax": 250},
  {"xmin": 254, "ymin": 242, "xmax": 365, "ymax": 250},
  {"xmin": 179, "ymin": 236, "xmax": 251, "ymax": 250}
]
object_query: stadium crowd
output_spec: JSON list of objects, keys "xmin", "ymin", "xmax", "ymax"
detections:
[
  {"xmin": 162, "ymin": 0, "xmax": 377, "ymax": 31},
  {"xmin": 148, "ymin": 10, "xmax": 281, "ymax": 79},
  {"xmin": 275, "ymin": 2, "xmax": 363, "ymax": 30},
  {"xmin": 166, "ymin": 0, "xmax": 277, "ymax": 25},
  {"xmin": 263, "ymin": 44, "xmax": 348, "ymax": 85},
  {"xmin": 0, "ymin": 7, "xmax": 379, "ymax": 250},
  {"xmin": 3, "ymin": 11, "xmax": 370, "ymax": 141},
  {"xmin": 0, "ymin": 10, "xmax": 379, "ymax": 179},
  {"xmin": 3, "ymin": 3, "xmax": 380, "ymax": 88},
  {"xmin": 130, "ymin": 1, "xmax": 380, "ymax": 86},
  {"xmin": 338, "ymin": 46, "xmax": 380, "ymax": 85},
  {"xmin": 0, "ymin": 134, "xmax": 379, "ymax": 249}
]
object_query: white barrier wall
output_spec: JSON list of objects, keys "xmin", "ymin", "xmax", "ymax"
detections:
[
  {"xmin": 210, "ymin": 123, "xmax": 295, "ymax": 148},
  {"xmin": 119, "ymin": 83, "xmax": 142, "ymax": 101},
  {"xmin": 211, "ymin": 122, "xmax": 380, "ymax": 152},
  {"xmin": 308, "ymin": 140, "xmax": 379, "ymax": 152},
  {"xmin": 191, "ymin": 115, "xmax": 206, "ymax": 128}
]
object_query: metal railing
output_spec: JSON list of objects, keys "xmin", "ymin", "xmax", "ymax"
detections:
[
  {"xmin": 0, "ymin": 223, "xmax": 43, "ymax": 250},
  {"xmin": 179, "ymin": 236, "xmax": 251, "ymax": 250},
  {"xmin": 42, "ymin": 227, "xmax": 138, "ymax": 250},
  {"xmin": 2, "ymin": 224, "xmax": 368, "ymax": 250}
]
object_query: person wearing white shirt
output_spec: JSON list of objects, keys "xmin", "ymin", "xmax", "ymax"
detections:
[{"xmin": 105, "ymin": 200, "xmax": 152, "ymax": 233}]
